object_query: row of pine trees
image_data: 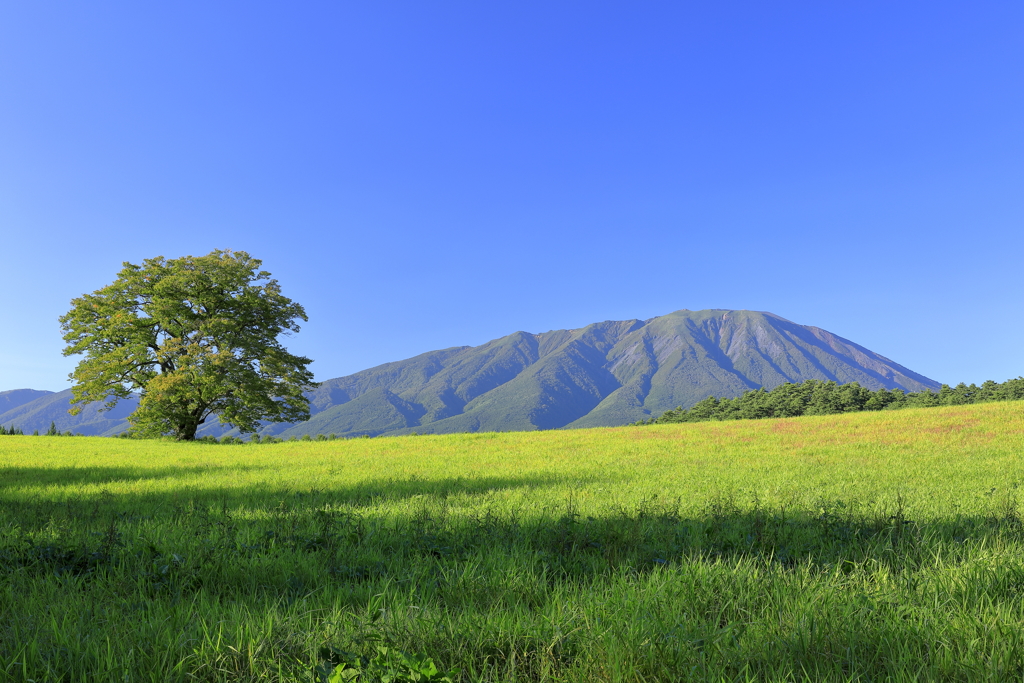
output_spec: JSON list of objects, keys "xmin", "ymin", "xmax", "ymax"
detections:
[
  {"xmin": 0, "ymin": 421, "xmax": 79, "ymax": 437},
  {"xmin": 638, "ymin": 377, "xmax": 1024, "ymax": 425}
]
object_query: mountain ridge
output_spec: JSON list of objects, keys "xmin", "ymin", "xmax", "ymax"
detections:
[
  {"xmin": 0, "ymin": 309, "xmax": 940, "ymax": 437},
  {"xmin": 0, "ymin": 389, "xmax": 54, "ymax": 415}
]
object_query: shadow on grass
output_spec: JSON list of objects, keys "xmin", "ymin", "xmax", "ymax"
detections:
[
  {"xmin": 0, "ymin": 465, "xmax": 604, "ymax": 512},
  {"xmin": 3, "ymin": 465, "xmax": 1024, "ymax": 598},
  {"xmin": 0, "ymin": 464, "xmax": 274, "ymax": 490}
]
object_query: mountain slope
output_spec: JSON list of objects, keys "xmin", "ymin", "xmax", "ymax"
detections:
[
  {"xmin": 0, "ymin": 389, "xmax": 53, "ymax": 415},
  {"xmin": 272, "ymin": 309, "xmax": 938, "ymax": 438},
  {"xmin": 0, "ymin": 389, "xmax": 139, "ymax": 436},
  {"xmin": 1, "ymin": 309, "xmax": 941, "ymax": 437}
]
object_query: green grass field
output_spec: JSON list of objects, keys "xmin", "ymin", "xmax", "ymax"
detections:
[{"xmin": 3, "ymin": 401, "xmax": 1024, "ymax": 682}]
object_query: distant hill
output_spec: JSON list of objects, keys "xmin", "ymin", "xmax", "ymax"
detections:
[
  {"xmin": 0, "ymin": 389, "xmax": 139, "ymax": 436},
  {"xmin": 0, "ymin": 309, "xmax": 940, "ymax": 438},
  {"xmin": 0, "ymin": 389, "xmax": 54, "ymax": 415}
]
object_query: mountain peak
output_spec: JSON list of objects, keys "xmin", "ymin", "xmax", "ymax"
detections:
[
  {"xmin": 267, "ymin": 308, "xmax": 938, "ymax": 438},
  {"xmin": 0, "ymin": 309, "xmax": 939, "ymax": 438}
]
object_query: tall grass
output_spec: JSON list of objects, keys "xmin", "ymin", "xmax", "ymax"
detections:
[{"xmin": 2, "ymin": 402, "xmax": 1024, "ymax": 681}]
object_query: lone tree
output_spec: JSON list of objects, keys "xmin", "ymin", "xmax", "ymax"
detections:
[{"xmin": 59, "ymin": 250, "xmax": 317, "ymax": 440}]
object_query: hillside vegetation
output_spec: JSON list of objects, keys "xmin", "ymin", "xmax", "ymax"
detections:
[
  {"xmin": 2, "ymin": 401, "xmax": 1024, "ymax": 681},
  {"xmin": 640, "ymin": 376, "xmax": 1024, "ymax": 425}
]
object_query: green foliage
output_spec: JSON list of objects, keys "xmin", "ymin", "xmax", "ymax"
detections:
[
  {"xmin": 640, "ymin": 376, "xmax": 1024, "ymax": 425},
  {"xmin": 59, "ymin": 249, "xmax": 318, "ymax": 440},
  {"xmin": 5, "ymin": 421, "xmax": 82, "ymax": 438},
  {"xmin": 317, "ymin": 643, "xmax": 456, "ymax": 682}
]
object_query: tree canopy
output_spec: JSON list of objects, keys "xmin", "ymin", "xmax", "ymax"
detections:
[{"xmin": 59, "ymin": 250, "xmax": 317, "ymax": 440}]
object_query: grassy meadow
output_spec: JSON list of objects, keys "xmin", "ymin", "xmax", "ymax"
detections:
[{"xmin": 2, "ymin": 401, "xmax": 1024, "ymax": 681}]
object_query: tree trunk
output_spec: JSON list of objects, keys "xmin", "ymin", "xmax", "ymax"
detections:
[{"xmin": 176, "ymin": 421, "xmax": 200, "ymax": 441}]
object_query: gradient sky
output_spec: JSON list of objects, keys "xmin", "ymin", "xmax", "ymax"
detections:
[{"xmin": 2, "ymin": 2, "xmax": 1021, "ymax": 392}]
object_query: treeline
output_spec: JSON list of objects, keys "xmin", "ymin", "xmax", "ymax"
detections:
[
  {"xmin": 637, "ymin": 377, "xmax": 1024, "ymax": 426},
  {"xmin": 0, "ymin": 421, "xmax": 79, "ymax": 437},
  {"xmin": 114, "ymin": 431, "xmax": 365, "ymax": 443},
  {"xmin": 3, "ymin": 422, "xmax": 369, "ymax": 442},
  {"xmin": 193, "ymin": 432, "xmax": 351, "ymax": 444}
]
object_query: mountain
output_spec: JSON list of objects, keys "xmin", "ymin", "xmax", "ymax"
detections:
[
  {"xmin": 0, "ymin": 389, "xmax": 54, "ymax": 415},
  {"xmin": 0, "ymin": 309, "xmax": 940, "ymax": 438},
  {"xmin": 0, "ymin": 389, "xmax": 139, "ymax": 436}
]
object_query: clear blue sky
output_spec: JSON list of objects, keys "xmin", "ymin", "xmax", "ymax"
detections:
[{"xmin": 2, "ymin": 2, "xmax": 1021, "ymax": 392}]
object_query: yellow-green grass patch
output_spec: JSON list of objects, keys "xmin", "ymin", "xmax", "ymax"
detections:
[{"xmin": 2, "ymin": 402, "xmax": 1024, "ymax": 682}]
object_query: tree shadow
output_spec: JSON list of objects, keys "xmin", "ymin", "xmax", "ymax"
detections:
[
  {"xmin": 0, "ymin": 464, "xmax": 273, "ymax": 491},
  {"xmin": 0, "ymin": 465, "xmax": 603, "ymax": 510},
  {"xmin": 3, "ymin": 469, "xmax": 1023, "ymax": 612},
  {"xmin": 4, "ymin": 471, "xmax": 1019, "ymax": 573}
]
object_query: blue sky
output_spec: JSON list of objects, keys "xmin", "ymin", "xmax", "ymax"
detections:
[{"xmin": 2, "ymin": 2, "xmax": 1021, "ymax": 391}]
